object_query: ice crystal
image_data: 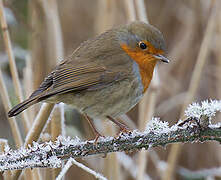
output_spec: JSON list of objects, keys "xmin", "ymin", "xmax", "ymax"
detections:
[
  {"xmin": 185, "ymin": 100, "xmax": 221, "ymax": 120},
  {"xmin": 48, "ymin": 156, "xmax": 61, "ymax": 168},
  {"xmin": 4, "ymin": 144, "xmax": 10, "ymax": 153},
  {"xmin": 145, "ymin": 117, "xmax": 170, "ymax": 134}
]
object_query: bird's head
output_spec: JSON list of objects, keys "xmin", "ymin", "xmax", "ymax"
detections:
[{"xmin": 119, "ymin": 21, "xmax": 170, "ymax": 65}]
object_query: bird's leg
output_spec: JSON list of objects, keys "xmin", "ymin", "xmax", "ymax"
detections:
[
  {"xmin": 83, "ymin": 114, "xmax": 103, "ymax": 142},
  {"xmin": 106, "ymin": 115, "xmax": 130, "ymax": 133}
]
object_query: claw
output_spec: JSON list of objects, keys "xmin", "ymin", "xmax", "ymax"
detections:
[{"xmin": 93, "ymin": 133, "xmax": 104, "ymax": 145}]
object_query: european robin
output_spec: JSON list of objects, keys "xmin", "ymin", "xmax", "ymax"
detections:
[{"xmin": 8, "ymin": 21, "xmax": 169, "ymax": 137}]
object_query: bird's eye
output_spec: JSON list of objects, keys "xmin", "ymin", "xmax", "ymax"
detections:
[{"xmin": 138, "ymin": 41, "xmax": 147, "ymax": 50}]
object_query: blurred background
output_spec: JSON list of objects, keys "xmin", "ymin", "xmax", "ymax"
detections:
[{"xmin": 0, "ymin": 0, "xmax": 220, "ymax": 179}]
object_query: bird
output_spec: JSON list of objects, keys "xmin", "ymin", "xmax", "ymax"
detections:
[{"xmin": 8, "ymin": 21, "xmax": 169, "ymax": 139}]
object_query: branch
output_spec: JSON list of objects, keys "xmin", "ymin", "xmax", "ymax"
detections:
[
  {"xmin": 0, "ymin": 119, "xmax": 220, "ymax": 171},
  {"xmin": 0, "ymin": 99, "xmax": 221, "ymax": 172}
]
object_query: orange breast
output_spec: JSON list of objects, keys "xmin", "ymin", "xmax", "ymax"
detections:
[{"xmin": 121, "ymin": 44, "xmax": 157, "ymax": 92}]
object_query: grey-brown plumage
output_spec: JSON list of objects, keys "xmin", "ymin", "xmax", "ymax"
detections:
[{"xmin": 8, "ymin": 21, "xmax": 168, "ymax": 119}]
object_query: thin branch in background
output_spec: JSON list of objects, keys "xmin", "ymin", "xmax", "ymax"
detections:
[
  {"xmin": 38, "ymin": 0, "xmax": 64, "ymax": 61},
  {"xmin": 55, "ymin": 158, "xmax": 73, "ymax": 180},
  {"xmin": 4, "ymin": 0, "xmax": 32, "ymax": 32},
  {"xmin": 24, "ymin": 103, "xmax": 54, "ymax": 147},
  {"xmin": 148, "ymin": 149, "xmax": 165, "ymax": 177},
  {"xmin": 134, "ymin": 0, "xmax": 149, "ymax": 23},
  {"xmin": 118, "ymin": 114, "xmax": 137, "ymax": 129},
  {"xmin": 0, "ymin": 70, "xmax": 23, "ymax": 148},
  {"xmin": 0, "ymin": 0, "xmax": 30, "ymax": 132},
  {"xmin": 117, "ymin": 152, "xmax": 151, "ymax": 180},
  {"xmin": 178, "ymin": 166, "xmax": 221, "ymax": 179},
  {"xmin": 123, "ymin": 0, "xmax": 136, "ymax": 22},
  {"xmin": 164, "ymin": 2, "xmax": 218, "ymax": 179},
  {"xmin": 0, "ymin": 69, "xmax": 29, "ymax": 179},
  {"xmin": 60, "ymin": 103, "xmax": 66, "ymax": 136},
  {"xmin": 56, "ymin": 158, "xmax": 107, "ymax": 180},
  {"xmin": 23, "ymin": 56, "xmax": 35, "ymax": 124}
]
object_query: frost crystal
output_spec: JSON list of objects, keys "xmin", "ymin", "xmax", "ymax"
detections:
[
  {"xmin": 48, "ymin": 156, "xmax": 61, "ymax": 168},
  {"xmin": 145, "ymin": 117, "xmax": 170, "ymax": 134},
  {"xmin": 185, "ymin": 100, "xmax": 221, "ymax": 120},
  {"xmin": 4, "ymin": 144, "xmax": 10, "ymax": 153}
]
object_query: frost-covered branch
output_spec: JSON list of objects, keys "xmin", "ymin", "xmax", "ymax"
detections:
[
  {"xmin": 0, "ymin": 100, "xmax": 221, "ymax": 171},
  {"xmin": 0, "ymin": 121, "xmax": 220, "ymax": 171}
]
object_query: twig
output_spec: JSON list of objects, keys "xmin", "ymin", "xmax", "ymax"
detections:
[
  {"xmin": 117, "ymin": 152, "xmax": 151, "ymax": 180},
  {"xmin": 24, "ymin": 103, "xmax": 54, "ymax": 147},
  {"xmin": 124, "ymin": 0, "xmax": 136, "ymax": 22},
  {"xmin": 0, "ymin": 120, "xmax": 220, "ymax": 171},
  {"xmin": 24, "ymin": 56, "xmax": 35, "ymax": 123},
  {"xmin": 134, "ymin": 0, "xmax": 149, "ymax": 23},
  {"xmin": 56, "ymin": 158, "xmax": 107, "ymax": 180},
  {"xmin": 118, "ymin": 114, "xmax": 137, "ymax": 129},
  {"xmin": 178, "ymin": 166, "xmax": 221, "ymax": 179},
  {"xmin": 0, "ymin": 0, "xmax": 30, "ymax": 132},
  {"xmin": 38, "ymin": 0, "xmax": 64, "ymax": 61},
  {"xmin": 164, "ymin": 2, "xmax": 218, "ymax": 180},
  {"xmin": 0, "ymin": 70, "xmax": 23, "ymax": 148}
]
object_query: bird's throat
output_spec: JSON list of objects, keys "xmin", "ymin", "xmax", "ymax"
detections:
[{"xmin": 121, "ymin": 44, "xmax": 156, "ymax": 92}]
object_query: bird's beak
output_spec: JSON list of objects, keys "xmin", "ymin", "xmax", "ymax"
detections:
[{"xmin": 153, "ymin": 54, "xmax": 170, "ymax": 63}]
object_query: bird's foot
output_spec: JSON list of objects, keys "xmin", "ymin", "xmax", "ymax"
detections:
[
  {"xmin": 107, "ymin": 115, "xmax": 131, "ymax": 133},
  {"xmin": 93, "ymin": 132, "xmax": 104, "ymax": 144}
]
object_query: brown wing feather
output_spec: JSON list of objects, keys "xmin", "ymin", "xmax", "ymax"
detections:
[
  {"xmin": 8, "ymin": 59, "xmax": 128, "ymax": 117},
  {"xmin": 52, "ymin": 64, "xmax": 106, "ymax": 89},
  {"xmin": 39, "ymin": 66, "xmax": 126, "ymax": 99}
]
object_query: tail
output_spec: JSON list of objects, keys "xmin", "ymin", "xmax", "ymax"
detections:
[{"xmin": 8, "ymin": 97, "xmax": 40, "ymax": 117}]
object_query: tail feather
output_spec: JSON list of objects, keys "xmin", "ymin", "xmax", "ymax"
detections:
[{"xmin": 8, "ymin": 97, "xmax": 40, "ymax": 117}]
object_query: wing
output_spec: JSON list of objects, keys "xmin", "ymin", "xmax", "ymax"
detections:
[{"xmin": 30, "ymin": 57, "xmax": 128, "ymax": 101}]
